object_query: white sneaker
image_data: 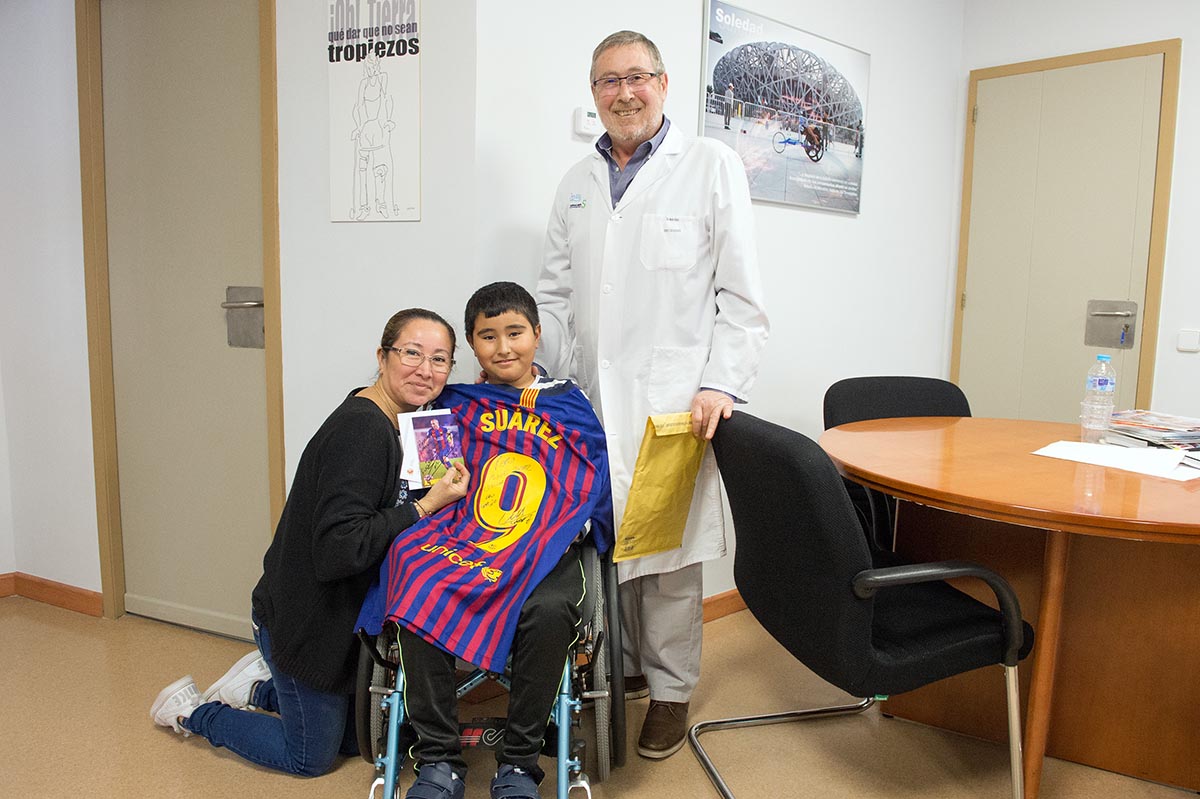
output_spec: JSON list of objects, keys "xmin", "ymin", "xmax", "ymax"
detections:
[
  {"xmin": 200, "ymin": 650, "xmax": 270, "ymax": 709},
  {"xmin": 151, "ymin": 675, "xmax": 201, "ymax": 735}
]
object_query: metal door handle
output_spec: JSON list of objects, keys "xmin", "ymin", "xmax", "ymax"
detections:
[
  {"xmin": 220, "ymin": 301, "xmax": 264, "ymax": 309},
  {"xmin": 1088, "ymin": 310, "xmax": 1132, "ymax": 317}
]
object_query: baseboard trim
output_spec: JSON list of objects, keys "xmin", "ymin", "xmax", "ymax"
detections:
[
  {"xmin": 0, "ymin": 571, "xmax": 739, "ymax": 626},
  {"xmin": 6, "ymin": 573, "xmax": 103, "ymax": 617},
  {"xmin": 702, "ymin": 588, "xmax": 746, "ymax": 622}
]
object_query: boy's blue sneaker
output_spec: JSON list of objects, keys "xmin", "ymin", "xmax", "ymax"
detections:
[
  {"xmin": 490, "ymin": 764, "xmax": 541, "ymax": 799},
  {"xmin": 406, "ymin": 762, "xmax": 464, "ymax": 799}
]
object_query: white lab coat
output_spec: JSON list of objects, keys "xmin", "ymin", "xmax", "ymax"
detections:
[{"xmin": 536, "ymin": 123, "xmax": 769, "ymax": 582}]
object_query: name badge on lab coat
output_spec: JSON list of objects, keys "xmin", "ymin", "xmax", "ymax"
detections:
[{"xmin": 640, "ymin": 214, "xmax": 705, "ymax": 270}]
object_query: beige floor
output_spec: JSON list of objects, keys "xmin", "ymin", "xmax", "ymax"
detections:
[{"xmin": 0, "ymin": 595, "xmax": 1188, "ymax": 798}]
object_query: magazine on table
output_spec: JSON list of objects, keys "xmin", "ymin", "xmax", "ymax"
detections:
[
  {"xmin": 1108, "ymin": 409, "xmax": 1200, "ymax": 445},
  {"xmin": 397, "ymin": 409, "xmax": 464, "ymax": 488},
  {"xmin": 1102, "ymin": 429, "xmax": 1200, "ymax": 450}
]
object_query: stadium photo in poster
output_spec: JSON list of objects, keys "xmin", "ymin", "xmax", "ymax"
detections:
[
  {"xmin": 327, "ymin": 0, "xmax": 422, "ymax": 221},
  {"xmin": 702, "ymin": 1, "xmax": 870, "ymax": 213}
]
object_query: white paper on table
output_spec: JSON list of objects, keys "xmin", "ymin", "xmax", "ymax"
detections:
[{"xmin": 1032, "ymin": 441, "xmax": 1200, "ymax": 481}]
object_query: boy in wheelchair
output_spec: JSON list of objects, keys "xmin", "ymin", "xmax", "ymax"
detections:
[{"xmin": 357, "ymin": 282, "xmax": 614, "ymax": 799}]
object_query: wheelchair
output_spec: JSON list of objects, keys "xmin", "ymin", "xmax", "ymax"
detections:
[
  {"xmin": 771, "ymin": 127, "xmax": 826, "ymax": 161},
  {"xmin": 355, "ymin": 544, "xmax": 626, "ymax": 799}
]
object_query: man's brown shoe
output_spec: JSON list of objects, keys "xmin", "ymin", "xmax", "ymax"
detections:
[
  {"xmin": 637, "ymin": 700, "xmax": 689, "ymax": 759},
  {"xmin": 624, "ymin": 674, "xmax": 650, "ymax": 700}
]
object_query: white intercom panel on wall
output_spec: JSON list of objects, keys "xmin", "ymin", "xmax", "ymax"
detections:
[{"xmin": 573, "ymin": 107, "xmax": 604, "ymax": 137}]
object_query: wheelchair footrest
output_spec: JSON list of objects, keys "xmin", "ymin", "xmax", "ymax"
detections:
[
  {"xmin": 568, "ymin": 772, "xmax": 592, "ymax": 799},
  {"xmin": 459, "ymin": 717, "xmax": 506, "ymax": 750}
]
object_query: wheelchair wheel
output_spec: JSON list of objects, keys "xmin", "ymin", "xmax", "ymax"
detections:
[
  {"xmin": 772, "ymin": 130, "xmax": 787, "ymax": 154},
  {"xmin": 355, "ymin": 629, "xmax": 399, "ymax": 765},
  {"xmin": 602, "ymin": 551, "xmax": 626, "ymax": 768},
  {"xmin": 806, "ymin": 139, "xmax": 825, "ymax": 162},
  {"xmin": 588, "ymin": 549, "xmax": 612, "ymax": 782}
]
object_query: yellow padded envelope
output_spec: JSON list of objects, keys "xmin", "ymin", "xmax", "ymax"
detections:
[{"xmin": 614, "ymin": 412, "xmax": 707, "ymax": 562}]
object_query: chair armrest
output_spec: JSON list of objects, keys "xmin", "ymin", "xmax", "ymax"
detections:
[{"xmin": 852, "ymin": 560, "xmax": 1026, "ymax": 666}]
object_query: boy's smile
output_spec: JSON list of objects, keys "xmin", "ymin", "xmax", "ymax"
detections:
[{"xmin": 469, "ymin": 310, "xmax": 541, "ymax": 389}]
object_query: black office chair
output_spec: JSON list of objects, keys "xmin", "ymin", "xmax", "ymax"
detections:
[
  {"xmin": 823, "ymin": 376, "xmax": 971, "ymax": 551},
  {"xmin": 689, "ymin": 412, "xmax": 1032, "ymax": 799}
]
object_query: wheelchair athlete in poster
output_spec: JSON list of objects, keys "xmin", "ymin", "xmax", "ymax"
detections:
[{"xmin": 772, "ymin": 118, "xmax": 826, "ymax": 162}]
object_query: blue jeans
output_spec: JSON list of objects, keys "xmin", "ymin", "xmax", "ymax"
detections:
[{"xmin": 182, "ymin": 613, "xmax": 358, "ymax": 776}]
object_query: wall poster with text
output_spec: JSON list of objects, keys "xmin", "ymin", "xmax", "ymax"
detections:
[
  {"xmin": 702, "ymin": 1, "xmax": 869, "ymax": 213},
  {"xmin": 328, "ymin": 0, "xmax": 421, "ymax": 222}
]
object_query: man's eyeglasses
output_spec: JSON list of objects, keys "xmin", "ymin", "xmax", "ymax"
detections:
[
  {"xmin": 383, "ymin": 346, "xmax": 454, "ymax": 374},
  {"xmin": 591, "ymin": 72, "xmax": 660, "ymax": 97}
]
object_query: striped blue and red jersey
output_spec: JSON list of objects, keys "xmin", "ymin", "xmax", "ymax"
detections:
[{"xmin": 363, "ymin": 378, "xmax": 613, "ymax": 671}]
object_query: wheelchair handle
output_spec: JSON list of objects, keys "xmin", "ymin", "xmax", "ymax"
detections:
[{"xmin": 357, "ymin": 629, "xmax": 399, "ymax": 673}]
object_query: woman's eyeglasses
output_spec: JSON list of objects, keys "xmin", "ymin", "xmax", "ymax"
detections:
[{"xmin": 383, "ymin": 346, "xmax": 454, "ymax": 374}]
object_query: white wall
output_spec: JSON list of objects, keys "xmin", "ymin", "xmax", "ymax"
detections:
[
  {"xmin": 277, "ymin": 0, "xmax": 481, "ymax": 475},
  {"xmin": 963, "ymin": 0, "xmax": 1200, "ymax": 416},
  {"xmin": 476, "ymin": 1, "xmax": 968, "ymax": 438},
  {"xmin": 8, "ymin": 1, "xmax": 1194, "ymax": 598},
  {"xmin": 0, "ymin": 361, "xmax": 15, "ymax": 576},
  {"xmin": 0, "ymin": 0, "xmax": 102, "ymax": 590},
  {"xmin": 476, "ymin": 1, "xmax": 967, "ymax": 593}
]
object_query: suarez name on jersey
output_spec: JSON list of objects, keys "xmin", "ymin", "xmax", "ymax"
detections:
[{"xmin": 371, "ymin": 378, "xmax": 613, "ymax": 672}]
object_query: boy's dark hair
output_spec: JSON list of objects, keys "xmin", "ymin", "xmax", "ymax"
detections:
[{"xmin": 464, "ymin": 281, "xmax": 540, "ymax": 337}]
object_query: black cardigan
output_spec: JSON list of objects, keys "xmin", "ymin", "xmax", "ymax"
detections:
[{"xmin": 251, "ymin": 390, "xmax": 420, "ymax": 694}]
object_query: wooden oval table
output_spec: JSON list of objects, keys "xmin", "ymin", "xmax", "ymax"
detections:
[{"xmin": 820, "ymin": 417, "xmax": 1200, "ymax": 799}]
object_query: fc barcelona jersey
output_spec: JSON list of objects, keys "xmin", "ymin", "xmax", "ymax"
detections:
[{"xmin": 363, "ymin": 378, "xmax": 613, "ymax": 671}]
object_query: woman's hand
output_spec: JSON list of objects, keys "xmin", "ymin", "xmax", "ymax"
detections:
[{"xmin": 420, "ymin": 460, "xmax": 470, "ymax": 514}]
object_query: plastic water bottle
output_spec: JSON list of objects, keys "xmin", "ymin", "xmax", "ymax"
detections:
[{"xmin": 1080, "ymin": 354, "xmax": 1116, "ymax": 443}]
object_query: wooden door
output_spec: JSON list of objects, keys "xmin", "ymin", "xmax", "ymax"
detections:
[
  {"xmin": 101, "ymin": 0, "xmax": 269, "ymax": 639},
  {"xmin": 952, "ymin": 43, "xmax": 1179, "ymax": 421}
]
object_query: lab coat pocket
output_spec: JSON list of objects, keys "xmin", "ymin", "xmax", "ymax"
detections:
[
  {"xmin": 647, "ymin": 345, "xmax": 708, "ymax": 413},
  {"xmin": 639, "ymin": 214, "xmax": 706, "ymax": 271}
]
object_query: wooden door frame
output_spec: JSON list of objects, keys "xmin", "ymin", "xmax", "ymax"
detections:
[
  {"xmin": 74, "ymin": 0, "xmax": 286, "ymax": 619},
  {"xmin": 949, "ymin": 39, "xmax": 1181, "ymax": 409}
]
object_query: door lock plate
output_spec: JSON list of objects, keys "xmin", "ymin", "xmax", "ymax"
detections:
[
  {"xmin": 223, "ymin": 286, "xmax": 264, "ymax": 349},
  {"xmin": 1084, "ymin": 299, "xmax": 1137, "ymax": 349}
]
